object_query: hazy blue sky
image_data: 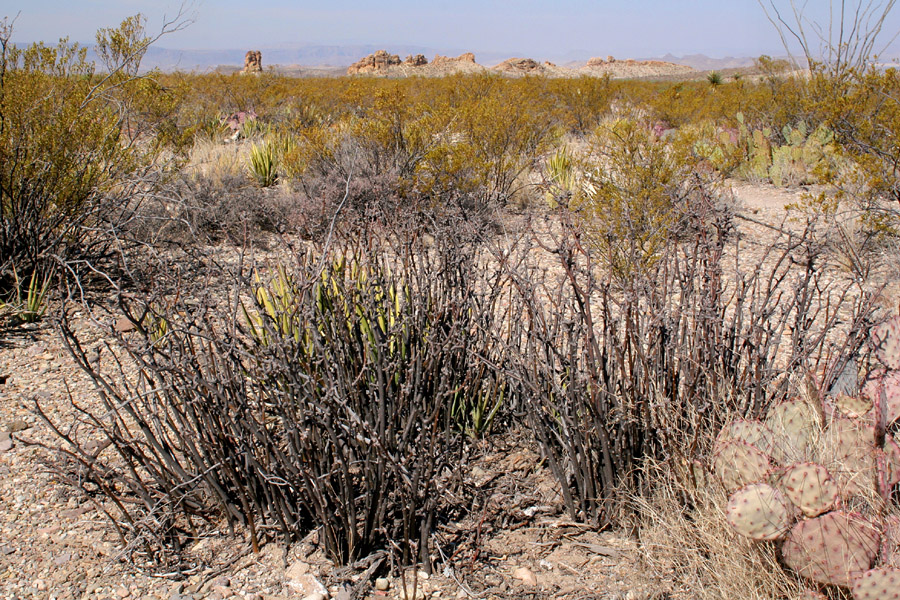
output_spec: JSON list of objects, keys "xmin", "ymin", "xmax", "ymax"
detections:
[{"xmin": 5, "ymin": 1, "xmax": 900, "ymax": 59}]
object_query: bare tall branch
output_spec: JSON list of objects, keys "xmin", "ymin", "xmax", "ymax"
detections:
[{"xmin": 758, "ymin": 0, "xmax": 899, "ymax": 74}]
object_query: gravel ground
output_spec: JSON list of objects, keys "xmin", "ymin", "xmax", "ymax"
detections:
[
  {"xmin": 2, "ymin": 183, "xmax": 897, "ymax": 600},
  {"xmin": 0, "ymin": 317, "xmax": 643, "ymax": 600}
]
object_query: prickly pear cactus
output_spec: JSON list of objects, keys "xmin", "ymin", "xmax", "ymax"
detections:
[
  {"xmin": 820, "ymin": 417, "xmax": 877, "ymax": 496},
  {"xmin": 725, "ymin": 483, "xmax": 793, "ymax": 540},
  {"xmin": 765, "ymin": 398, "xmax": 819, "ymax": 463},
  {"xmin": 781, "ymin": 511, "xmax": 879, "ymax": 587},
  {"xmin": 713, "ymin": 440, "xmax": 772, "ymax": 491},
  {"xmin": 851, "ymin": 566, "xmax": 900, "ymax": 600},
  {"xmin": 715, "ymin": 419, "xmax": 774, "ymax": 454},
  {"xmin": 872, "ymin": 316, "xmax": 900, "ymax": 370},
  {"xmin": 833, "ymin": 393, "xmax": 873, "ymax": 419},
  {"xmin": 779, "ymin": 463, "xmax": 839, "ymax": 518},
  {"xmin": 711, "ymin": 315, "xmax": 900, "ymax": 591},
  {"xmin": 863, "ymin": 369, "xmax": 900, "ymax": 427},
  {"xmin": 885, "ymin": 435, "xmax": 900, "ymax": 486}
]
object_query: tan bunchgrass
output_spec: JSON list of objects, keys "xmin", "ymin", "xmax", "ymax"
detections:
[
  {"xmin": 185, "ymin": 137, "xmax": 248, "ymax": 186},
  {"xmin": 628, "ymin": 458, "xmax": 805, "ymax": 600}
]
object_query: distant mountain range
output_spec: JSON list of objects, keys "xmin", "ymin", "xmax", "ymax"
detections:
[{"xmin": 131, "ymin": 44, "xmax": 770, "ymax": 73}]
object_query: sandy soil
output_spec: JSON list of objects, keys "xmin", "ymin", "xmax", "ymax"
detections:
[{"xmin": 1, "ymin": 180, "xmax": 897, "ymax": 600}]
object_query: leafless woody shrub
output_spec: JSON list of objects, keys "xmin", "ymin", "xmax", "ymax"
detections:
[
  {"xmin": 502, "ymin": 191, "xmax": 876, "ymax": 526},
  {"xmin": 39, "ymin": 221, "xmax": 510, "ymax": 569}
]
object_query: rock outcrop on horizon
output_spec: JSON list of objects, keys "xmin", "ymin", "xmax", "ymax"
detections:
[
  {"xmin": 345, "ymin": 50, "xmax": 694, "ymax": 79},
  {"xmin": 431, "ymin": 52, "xmax": 476, "ymax": 66},
  {"xmin": 581, "ymin": 55, "xmax": 693, "ymax": 78},
  {"xmin": 347, "ymin": 50, "xmax": 484, "ymax": 76},
  {"xmin": 404, "ymin": 54, "xmax": 428, "ymax": 66},
  {"xmin": 347, "ymin": 49, "xmax": 402, "ymax": 74},
  {"xmin": 493, "ymin": 57, "xmax": 542, "ymax": 73},
  {"xmin": 490, "ymin": 57, "xmax": 572, "ymax": 77},
  {"xmin": 243, "ymin": 50, "xmax": 262, "ymax": 74}
]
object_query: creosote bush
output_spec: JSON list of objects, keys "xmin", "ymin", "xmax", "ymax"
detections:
[{"xmin": 0, "ymin": 13, "xmax": 182, "ymax": 304}]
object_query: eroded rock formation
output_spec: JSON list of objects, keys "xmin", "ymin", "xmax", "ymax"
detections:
[
  {"xmin": 404, "ymin": 54, "xmax": 428, "ymax": 67},
  {"xmin": 432, "ymin": 52, "xmax": 476, "ymax": 66},
  {"xmin": 493, "ymin": 57, "xmax": 543, "ymax": 74},
  {"xmin": 243, "ymin": 50, "xmax": 262, "ymax": 74},
  {"xmin": 582, "ymin": 56, "xmax": 693, "ymax": 78},
  {"xmin": 347, "ymin": 50, "xmax": 402, "ymax": 74}
]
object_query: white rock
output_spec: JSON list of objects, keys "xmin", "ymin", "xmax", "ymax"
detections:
[
  {"xmin": 512, "ymin": 567, "xmax": 537, "ymax": 586},
  {"xmin": 286, "ymin": 572, "xmax": 327, "ymax": 598},
  {"xmin": 396, "ymin": 585, "xmax": 426, "ymax": 600},
  {"xmin": 285, "ymin": 560, "xmax": 310, "ymax": 578}
]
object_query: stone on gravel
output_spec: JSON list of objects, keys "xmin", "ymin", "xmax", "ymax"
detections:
[
  {"xmin": 375, "ymin": 578, "xmax": 390, "ymax": 591},
  {"xmin": 512, "ymin": 567, "xmax": 538, "ymax": 586},
  {"xmin": 285, "ymin": 572, "xmax": 327, "ymax": 597},
  {"xmin": 114, "ymin": 317, "xmax": 137, "ymax": 333},
  {"xmin": 285, "ymin": 560, "xmax": 309, "ymax": 578},
  {"xmin": 395, "ymin": 586, "xmax": 425, "ymax": 600},
  {"xmin": 7, "ymin": 419, "xmax": 29, "ymax": 432}
]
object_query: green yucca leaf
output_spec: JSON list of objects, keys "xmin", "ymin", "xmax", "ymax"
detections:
[{"xmin": 248, "ymin": 141, "xmax": 278, "ymax": 187}]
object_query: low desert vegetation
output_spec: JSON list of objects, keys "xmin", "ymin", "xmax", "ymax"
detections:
[{"xmin": 4, "ymin": 3, "xmax": 900, "ymax": 598}]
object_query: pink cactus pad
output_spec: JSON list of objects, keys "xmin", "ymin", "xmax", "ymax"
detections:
[
  {"xmin": 726, "ymin": 483, "xmax": 793, "ymax": 540},
  {"xmin": 820, "ymin": 418, "xmax": 876, "ymax": 497},
  {"xmin": 851, "ymin": 566, "xmax": 900, "ymax": 599},
  {"xmin": 863, "ymin": 370, "xmax": 900, "ymax": 426},
  {"xmin": 713, "ymin": 440, "xmax": 772, "ymax": 491},
  {"xmin": 714, "ymin": 419, "xmax": 774, "ymax": 456},
  {"xmin": 871, "ymin": 316, "xmax": 900, "ymax": 370},
  {"xmin": 780, "ymin": 462, "xmax": 840, "ymax": 517},
  {"xmin": 766, "ymin": 399, "xmax": 820, "ymax": 463},
  {"xmin": 781, "ymin": 511, "xmax": 880, "ymax": 587}
]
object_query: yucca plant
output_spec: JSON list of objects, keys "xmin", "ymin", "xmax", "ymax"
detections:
[
  {"xmin": 10, "ymin": 268, "xmax": 52, "ymax": 323},
  {"xmin": 248, "ymin": 141, "xmax": 278, "ymax": 187},
  {"xmin": 239, "ymin": 117, "xmax": 266, "ymax": 140},
  {"xmin": 544, "ymin": 146, "xmax": 596, "ymax": 209}
]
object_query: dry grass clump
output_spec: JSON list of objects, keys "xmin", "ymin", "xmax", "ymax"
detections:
[
  {"xmin": 186, "ymin": 137, "xmax": 248, "ymax": 186},
  {"xmin": 631, "ymin": 459, "xmax": 805, "ymax": 600}
]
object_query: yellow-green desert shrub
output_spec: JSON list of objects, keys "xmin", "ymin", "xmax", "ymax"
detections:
[
  {"xmin": 566, "ymin": 118, "xmax": 706, "ymax": 281},
  {"xmin": 0, "ymin": 16, "xmax": 158, "ymax": 299}
]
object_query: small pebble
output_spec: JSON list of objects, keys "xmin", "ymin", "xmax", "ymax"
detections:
[{"xmin": 512, "ymin": 567, "xmax": 537, "ymax": 586}]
